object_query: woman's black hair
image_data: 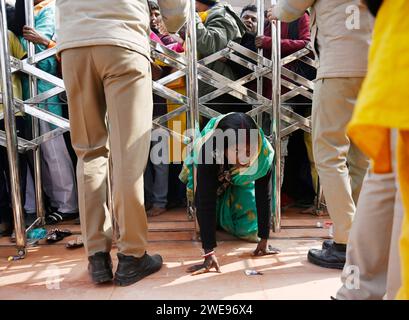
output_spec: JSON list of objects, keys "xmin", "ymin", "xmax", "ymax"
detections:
[
  {"xmin": 217, "ymin": 112, "xmax": 257, "ymax": 132},
  {"xmin": 217, "ymin": 112, "xmax": 258, "ymax": 150},
  {"xmin": 364, "ymin": 0, "xmax": 383, "ymax": 17}
]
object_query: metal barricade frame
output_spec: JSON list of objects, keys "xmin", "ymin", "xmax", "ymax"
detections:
[{"xmin": 0, "ymin": 0, "xmax": 321, "ymax": 258}]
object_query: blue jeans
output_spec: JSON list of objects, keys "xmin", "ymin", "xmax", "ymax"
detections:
[{"xmin": 144, "ymin": 132, "xmax": 169, "ymax": 208}]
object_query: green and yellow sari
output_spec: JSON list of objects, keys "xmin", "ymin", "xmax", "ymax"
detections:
[{"xmin": 180, "ymin": 114, "xmax": 275, "ymax": 242}]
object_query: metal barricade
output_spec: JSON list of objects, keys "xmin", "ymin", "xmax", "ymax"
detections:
[
  {"xmin": 0, "ymin": 0, "xmax": 204, "ymax": 258},
  {"xmin": 0, "ymin": 0, "xmax": 69, "ymax": 257},
  {"xmin": 0, "ymin": 0, "xmax": 320, "ymax": 258},
  {"xmin": 152, "ymin": 0, "xmax": 318, "ymax": 234}
]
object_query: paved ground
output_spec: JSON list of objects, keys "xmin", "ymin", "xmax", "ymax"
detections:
[{"xmin": 0, "ymin": 208, "xmax": 342, "ymax": 300}]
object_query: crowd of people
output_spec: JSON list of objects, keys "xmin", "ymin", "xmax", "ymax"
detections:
[
  {"xmin": 1, "ymin": 0, "xmax": 78, "ymax": 236},
  {"xmin": 0, "ymin": 0, "xmax": 408, "ymax": 298}
]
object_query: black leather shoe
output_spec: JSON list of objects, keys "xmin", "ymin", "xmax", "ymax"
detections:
[
  {"xmin": 88, "ymin": 252, "xmax": 113, "ymax": 284},
  {"xmin": 114, "ymin": 252, "xmax": 163, "ymax": 287},
  {"xmin": 308, "ymin": 242, "xmax": 346, "ymax": 269},
  {"xmin": 322, "ymin": 240, "xmax": 334, "ymax": 250}
]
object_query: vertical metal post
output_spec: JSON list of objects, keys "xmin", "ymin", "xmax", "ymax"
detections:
[
  {"xmin": 271, "ymin": 0, "xmax": 281, "ymax": 232},
  {"xmin": 186, "ymin": 0, "xmax": 200, "ymax": 135},
  {"xmin": 0, "ymin": 0, "xmax": 26, "ymax": 253},
  {"xmin": 186, "ymin": 0, "xmax": 200, "ymax": 235},
  {"xmin": 256, "ymin": 0, "xmax": 264, "ymax": 127},
  {"xmin": 25, "ymin": 0, "xmax": 45, "ymax": 225}
]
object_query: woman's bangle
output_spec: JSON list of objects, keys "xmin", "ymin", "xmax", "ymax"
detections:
[{"xmin": 202, "ymin": 250, "xmax": 215, "ymax": 258}]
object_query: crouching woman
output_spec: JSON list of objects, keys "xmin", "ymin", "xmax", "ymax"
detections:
[{"xmin": 180, "ymin": 112, "xmax": 279, "ymax": 275}]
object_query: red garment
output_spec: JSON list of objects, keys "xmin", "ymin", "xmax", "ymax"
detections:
[
  {"xmin": 150, "ymin": 31, "xmax": 164, "ymax": 44},
  {"xmin": 166, "ymin": 42, "xmax": 184, "ymax": 53},
  {"xmin": 262, "ymin": 13, "xmax": 311, "ymax": 58},
  {"xmin": 151, "ymin": 32, "xmax": 184, "ymax": 53},
  {"xmin": 159, "ymin": 34, "xmax": 176, "ymax": 46},
  {"xmin": 254, "ymin": 13, "xmax": 311, "ymax": 99}
]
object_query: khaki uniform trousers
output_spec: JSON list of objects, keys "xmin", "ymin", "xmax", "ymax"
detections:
[
  {"xmin": 336, "ymin": 130, "xmax": 403, "ymax": 300},
  {"xmin": 61, "ymin": 46, "xmax": 153, "ymax": 257},
  {"xmin": 312, "ymin": 78, "xmax": 370, "ymax": 244},
  {"xmin": 336, "ymin": 170, "xmax": 404, "ymax": 300}
]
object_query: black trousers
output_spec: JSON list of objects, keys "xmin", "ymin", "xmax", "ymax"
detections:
[
  {"xmin": 0, "ymin": 117, "xmax": 29, "ymax": 223},
  {"xmin": 196, "ymin": 163, "xmax": 272, "ymax": 250},
  {"xmin": 282, "ymin": 100, "xmax": 316, "ymax": 204},
  {"xmin": 167, "ymin": 163, "xmax": 186, "ymax": 208}
]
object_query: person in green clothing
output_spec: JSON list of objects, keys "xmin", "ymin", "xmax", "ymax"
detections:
[
  {"xmin": 13, "ymin": 0, "xmax": 78, "ymax": 222},
  {"xmin": 180, "ymin": 113, "xmax": 279, "ymax": 274},
  {"xmin": 15, "ymin": 0, "xmax": 60, "ymax": 115}
]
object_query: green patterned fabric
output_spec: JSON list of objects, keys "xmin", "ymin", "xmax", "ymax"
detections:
[
  {"xmin": 180, "ymin": 114, "xmax": 274, "ymax": 242},
  {"xmin": 20, "ymin": 1, "xmax": 62, "ymax": 119}
]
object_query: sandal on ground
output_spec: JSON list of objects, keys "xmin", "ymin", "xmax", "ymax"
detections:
[
  {"xmin": 66, "ymin": 236, "xmax": 83, "ymax": 249},
  {"xmin": 46, "ymin": 228, "xmax": 72, "ymax": 243}
]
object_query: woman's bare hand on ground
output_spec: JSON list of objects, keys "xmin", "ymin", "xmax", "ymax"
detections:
[
  {"xmin": 253, "ymin": 239, "xmax": 281, "ymax": 256},
  {"xmin": 187, "ymin": 254, "xmax": 221, "ymax": 276}
]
